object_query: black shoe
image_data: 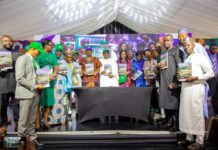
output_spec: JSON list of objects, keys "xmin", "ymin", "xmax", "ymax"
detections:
[
  {"xmin": 162, "ymin": 123, "xmax": 173, "ymax": 130},
  {"xmin": 160, "ymin": 116, "xmax": 174, "ymax": 129},
  {"xmin": 159, "ymin": 119, "xmax": 173, "ymax": 129},
  {"xmin": 18, "ymin": 137, "xmax": 26, "ymax": 145},
  {"xmin": 1, "ymin": 120, "xmax": 12, "ymax": 127},
  {"xmin": 177, "ymin": 140, "xmax": 193, "ymax": 147},
  {"xmin": 18, "ymin": 137, "xmax": 26, "ymax": 150},
  {"xmin": 33, "ymin": 139, "xmax": 44, "ymax": 147},
  {"xmin": 0, "ymin": 140, "xmax": 3, "ymax": 148},
  {"xmin": 157, "ymin": 118, "xmax": 167, "ymax": 125},
  {"xmin": 43, "ymin": 124, "xmax": 51, "ymax": 130},
  {"xmin": 169, "ymin": 125, "xmax": 179, "ymax": 133},
  {"xmin": 35, "ymin": 128, "xmax": 41, "ymax": 132},
  {"xmin": 188, "ymin": 143, "xmax": 204, "ymax": 150},
  {"xmin": 156, "ymin": 117, "xmax": 166, "ymax": 123},
  {"xmin": 14, "ymin": 124, "xmax": 18, "ymax": 132}
]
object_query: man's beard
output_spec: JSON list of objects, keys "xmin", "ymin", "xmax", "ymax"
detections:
[
  {"xmin": 3, "ymin": 44, "xmax": 13, "ymax": 50},
  {"xmin": 165, "ymin": 45, "xmax": 170, "ymax": 49},
  {"xmin": 185, "ymin": 49, "xmax": 192, "ymax": 54}
]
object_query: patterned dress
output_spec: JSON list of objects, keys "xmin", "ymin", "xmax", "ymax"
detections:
[
  {"xmin": 133, "ymin": 59, "xmax": 146, "ymax": 87},
  {"xmin": 80, "ymin": 57, "xmax": 102, "ymax": 87}
]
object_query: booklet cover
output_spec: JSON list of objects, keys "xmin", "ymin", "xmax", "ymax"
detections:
[
  {"xmin": 160, "ymin": 52, "xmax": 168, "ymax": 69},
  {"xmin": 104, "ymin": 64, "xmax": 112, "ymax": 75},
  {"xmin": 36, "ymin": 66, "xmax": 51, "ymax": 87},
  {"xmin": 74, "ymin": 65, "xmax": 82, "ymax": 75},
  {"xmin": 118, "ymin": 64, "xmax": 127, "ymax": 74},
  {"xmin": 85, "ymin": 63, "xmax": 94, "ymax": 75},
  {"xmin": 144, "ymin": 65, "xmax": 156, "ymax": 79},
  {"xmin": 131, "ymin": 70, "xmax": 143, "ymax": 80},
  {"xmin": 0, "ymin": 51, "xmax": 13, "ymax": 71},
  {"xmin": 58, "ymin": 60, "xmax": 68, "ymax": 73},
  {"xmin": 177, "ymin": 63, "xmax": 192, "ymax": 81}
]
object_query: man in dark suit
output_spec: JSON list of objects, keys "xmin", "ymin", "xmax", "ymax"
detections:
[
  {"xmin": 207, "ymin": 44, "xmax": 218, "ymax": 114},
  {"xmin": 157, "ymin": 34, "xmax": 181, "ymax": 131},
  {"xmin": 0, "ymin": 35, "xmax": 21, "ymax": 127}
]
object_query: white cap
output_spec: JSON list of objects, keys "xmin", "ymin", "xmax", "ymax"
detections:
[
  {"xmin": 178, "ymin": 27, "xmax": 188, "ymax": 34},
  {"xmin": 183, "ymin": 37, "xmax": 193, "ymax": 44}
]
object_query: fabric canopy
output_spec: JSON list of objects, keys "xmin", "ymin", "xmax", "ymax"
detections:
[{"xmin": 0, "ymin": 0, "xmax": 218, "ymax": 40}]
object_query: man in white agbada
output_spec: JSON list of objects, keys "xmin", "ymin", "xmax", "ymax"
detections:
[
  {"xmin": 178, "ymin": 27, "xmax": 211, "ymax": 66},
  {"xmin": 178, "ymin": 37, "xmax": 214, "ymax": 150},
  {"xmin": 100, "ymin": 49, "xmax": 119, "ymax": 87}
]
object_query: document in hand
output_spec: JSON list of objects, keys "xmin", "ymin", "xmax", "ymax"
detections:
[
  {"xmin": 0, "ymin": 51, "xmax": 13, "ymax": 71},
  {"xmin": 131, "ymin": 70, "xmax": 143, "ymax": 80},
  {"xmin": 144, "ymin": 66, "xmax": 156, "ymax": 79},
  {"xmin": 104, "ymin": 64, "xmax": 112, "ymax": 75},
  {"xmin": 177, "ymin": 63, "xmax": 192, "ymax": 81},
  {"xmin": 85, "ymin": 63, "xmax": 94, "ymax": 75},
  {"xmin": 36, "ymin": 66, "xmax": 51, "ymax": 87},
  {"xmin": 160, "ymin": 52, "xmax": 168, "ymax": 69},
  {"xmin": 75, "ymin": 65, "xmax": 82, "ymax": 75},
  {"xmin": 118, "ymin": 64, "xmax": 127, "ymax": 74},
  {"xmin": 58, "ymin": 60, "xmax": 68, "ymax": 73}
]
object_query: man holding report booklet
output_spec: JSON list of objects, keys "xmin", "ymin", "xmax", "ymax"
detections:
[
  {"xmin": 177, "ymin": 37, "xmax": 214, "ymax": 150},
  {"xmin": 15, "ymin": 42, "xmax": 45, "ymax": 149},
  {"xmin": 0, "ymin": 35, "xmax": 21, "ymax": 127}
]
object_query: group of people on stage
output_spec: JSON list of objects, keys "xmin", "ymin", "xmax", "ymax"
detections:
[
  {"xmin": 0, "ymin": 27, "xmax": 218, "ymax": 150},
  {"xmin": 156, "ymin": 28, "xmax": 217, "ymax": 150}
]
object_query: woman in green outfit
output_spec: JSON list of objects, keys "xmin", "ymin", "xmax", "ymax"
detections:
[{"xmin": 36, "ymin": 39, "xmax": 59, "ymax": 129}]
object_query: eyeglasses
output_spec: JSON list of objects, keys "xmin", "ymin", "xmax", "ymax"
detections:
[
  {"xmin": 211, "ymin": 47, "xmax": 217, "ymax": 50},
  {"xmin": 47, "ymin": 43, "xmax": 54, "ymax": 47}
]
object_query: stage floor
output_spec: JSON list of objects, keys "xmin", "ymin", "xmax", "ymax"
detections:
[
  {"xmin": 5, "ymin": 106, "xmax": 218, "ymax": 150},
  {"xmin": 7, "ymin": 106, "xmax": 164, "ymax": 132}
]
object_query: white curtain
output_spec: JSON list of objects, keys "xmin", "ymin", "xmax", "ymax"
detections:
[{"xmin": 0, "ymin": 0, "xmax": 218, "ymax": 40}]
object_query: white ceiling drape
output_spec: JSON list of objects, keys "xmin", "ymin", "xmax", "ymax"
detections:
[{"xmin": 0, "ymin": 0, "xmax": 218, "ymax": 40}]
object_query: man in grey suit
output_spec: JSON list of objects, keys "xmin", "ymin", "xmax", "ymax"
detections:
[
  {"xmin": 0, "ymin": 35, "xmax": 21, "ymax": 126},
  {"xmin": 15, "ymin": 42, "xmax": 44, "ymax": 149}
]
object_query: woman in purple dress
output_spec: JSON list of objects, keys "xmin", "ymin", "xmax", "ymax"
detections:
[{"xmin": 116, "ymin": 50, "xmax": 133, "ymax": 87}]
